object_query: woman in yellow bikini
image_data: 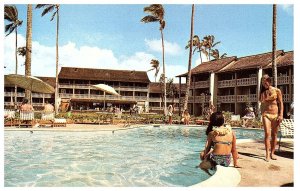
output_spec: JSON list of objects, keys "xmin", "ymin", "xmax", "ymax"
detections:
[{"xmin": 260, "ymin": 74, "xmax": 283, "ymax": 162}]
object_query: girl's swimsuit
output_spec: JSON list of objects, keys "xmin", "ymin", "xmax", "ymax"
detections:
[
  {"xmin": 262, "ymin": 87, "xmax": 280, "ymax": 122},
  {"xmin": 209, "ymin": 153, "xmax": 231, "ymax": 167}
]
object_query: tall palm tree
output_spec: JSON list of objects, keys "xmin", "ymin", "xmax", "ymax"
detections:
[
  {"xmin": 210, "ymin": 49, "xmax": 227, "ymax": 60},
  {"xmin": 166, "ymin": 78, "xmax": 178, "ymax": 107},
  {"xmin": 272, "ymin": 4, "xmax": 277, "ymax": 88},
  {"xmin": 203, "ymin": 35, "xmax": 221, "ymax": 61},
  {"xmin": 185, "ymin": 35, "xmax": 205, "ymax": 64},
  {"xmin": 141, "ymin": 4, "xmax": 167, "ymax": 115},
  {"xmin": 183, "ymin": 4, "xmax": 195, "ymax": 112},
  {"xmin": 25, "ymin": 4, "xmax": 32, "ymax": 101},
  {"xmin": 36, "ymin": 4, "xmax": 60, "ymax": 114},
  {"xmin": 147, "ymin": 59, "xmax": 160, "ymax": 82},
  {"xmin": 4, "ymin": 5, "xmax": 23, "ymax": 107}
]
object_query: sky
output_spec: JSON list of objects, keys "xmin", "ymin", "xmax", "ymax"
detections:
[{"xmin": 3, "ymin": 3, "xmax": 294, "ymax": 83}]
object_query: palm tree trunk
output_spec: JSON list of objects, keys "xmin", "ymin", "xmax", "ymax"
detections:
[
  {"xmin": 55, "ymin": 7, "xmax": 60, "ymax": 114},
  {"xmin": 160, "ymin": 29, "xmax": 167, "ymax": 115},
  {"xmin": 183, "ymin": 4, "xmax": 195, "ymax": 111},
  {"xmin": 25, "ymin": 4, "xmax": 32, "ymax": 102},
  {"xmin": 272, "ymin": 4, "xmax": 277, "ymax": 88},
  {"xmin": 199, "ymin": 50, "xmax": 203, "ymax": 64},
  {"xmin": 14, "ymin": 28, "xmax": 18, "ymax": 108}
]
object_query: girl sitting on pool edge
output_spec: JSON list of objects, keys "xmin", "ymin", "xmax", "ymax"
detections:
[{"xmin": 199, "ymin": 111, "xmax": 240, "ymax": 171}]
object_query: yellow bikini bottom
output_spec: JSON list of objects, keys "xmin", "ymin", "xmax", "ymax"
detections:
[{"xmin": 263, "ymin": 113, "xmax": 278, "ymax": 121}]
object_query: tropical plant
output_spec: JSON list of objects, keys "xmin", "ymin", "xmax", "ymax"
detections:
[
  {"xmin": 210, "ymin": 49, "xmax": 227, "ymax": 60},
  {"xmin": 272, "ymin": 4, "xmax": 277, "ymax": 88},
  {"xmin": 203, "ymin": 35, "xmax": 221, "ymax": 61},
  {"xmin": 185, "ymin": 35, "xmax": 205, "ymax": 64},
  {"xmin": 25, "ymin": 5, "xmax": 32, "ymax": 101},
  {"xmin": 147, "ymin": 59, "xmax": 160, "ymax": 82},
  {"xmin": 183, "ymin": 4, "xmax": 195, "ymax": 112},
  {"xmin": 36, "ymin": 4, "xmax": 60, "ymax": 114},
  {"xmin": 4, "ymin": 5, "xmax": 23, "ymax": 106},
  {"xmin": 17, "ymin": 46, "xmax": 26, "ymax": 57},
  {"xmin": 141, "ymin": 4, "xmax": 167, "ymax": 115},
  {"xmin": 166, "ymin": 78, "xmax": 178, "ymax": 106}
]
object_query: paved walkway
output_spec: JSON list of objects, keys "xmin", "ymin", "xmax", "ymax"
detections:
[{"xmin": 236, "ymin": 140, "xmax": 294, "ymax": 187}]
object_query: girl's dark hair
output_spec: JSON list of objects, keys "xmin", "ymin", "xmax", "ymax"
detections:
[
  {"xmin": 206, "ymin": 111, "xmax": 225, "ymax": 135},
  {"xmin": 260, "ymin": 74, "xmax": 271, "ymax": 96}
]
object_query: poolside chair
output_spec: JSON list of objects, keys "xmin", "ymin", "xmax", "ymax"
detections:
[
  {"xmin": 278, "ymin": 119, "xmax": 294, "ymax": 152},
  {"xmin": 53, "ymin": 118, "xmax": 67, "ymax": 127},
  {"xmin": 40, "ymin": 112, "xmax": 55, "ymax": 127},
  {"xmin": 4, "ymin": 109, "xmax": 16, "ymax": 127},
  {"xmin": 18, "ymin": 111, "xmax": 34, "ymax": 128}
]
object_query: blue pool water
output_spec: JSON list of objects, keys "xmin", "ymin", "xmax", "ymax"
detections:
[{"xmin": 4, "ymin": 126, "xmax": 263, "ymax": 187}]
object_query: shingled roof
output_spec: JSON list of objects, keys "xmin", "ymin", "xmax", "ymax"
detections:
[
  {"xmin": 58, "ymin": 67, "xmax": 150, "ymax": 83},
  {"xmin": 177, "ymin": 56, "xmax": 237, "ymax": 77},
  {"xmin": 37, "ymin": 76, "xmax": 56, "ymax": 88},
  {"xmin": 264, "ymin": 51, "xmax": 294, "ymax": 68},
  {"xmin": 219, "ymin": 50, "xmax": 284, "ymax": 73},
  {"xmin": 149, "ymin": 82, "xmax": 186, "ymax": 93}
]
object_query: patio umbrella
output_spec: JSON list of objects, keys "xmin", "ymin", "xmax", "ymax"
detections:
[
  {"xmin": 91, "ymin": 84, "xmax": 120, "ymax": 109},
  {"xmin": 5, "ymin": 74, "xmax": 55, "ymax": 94}
]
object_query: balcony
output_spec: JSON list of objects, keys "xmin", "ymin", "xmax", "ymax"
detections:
[
  {"xmin": 236, "ymin": 77, "xmax": 257, "ymax": 86},
  {"xmin": 277, "ymin": 76, "xmax": 290, "ymax": 85},
  {"xmin": 236, "ymin": 94, "xmax": 257, "ymax": 102},
  {"xmin": 149, "ymin": 97, "xmax": 162, "ymax": 102},
  {"xmin": 193, "ymin": 80, "xmax": 210, "ymax": 88},
  {"xmin": 217, "ymin": 95, "xmax": 235, "ymax": 103},
  {"xmin": 283, "ymin": 94, "xmax": 289, "ymax": 102},
  {"xmin": 218, "ymin": 79, "xmax": 236, "ymax": 88},
  {"xmin": 193, "ymin": 96, "xmax": 210, "ymax": 103}
]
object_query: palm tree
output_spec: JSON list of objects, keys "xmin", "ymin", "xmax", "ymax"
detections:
[
  {"xmin": 203, "ymin": 35, "xmax": 221, "ymax": 61},
  {"xmin": 17, "ymin": 46, "xmax": 27, "ymax": 57},
  {"xmin": 141, "ymin": 4, "xmax": 167, "ymax": 115},
  {"xmin": 185, "ymin": 35, "xmax": 205, "ymax": 64},
  {"xmin": 272, "ymin": 4, "xmax": 277, "ymax": 88},
  {"xmin": 36, "ymin": 4, "xmax": 60, "ymax": 114},
  {"xmin": 210, "ymin": 49, "xmax": 227, "ymax": 60},
  {"xmin": 147, "ymin": 59, "xmax": 160, "ymax": 82},
  {"xmin": 183, "ymin": 4, "xmax": 195, "ymax": 112},
  {"xmin": 25, "ymin": 5, "xmax": 32, "ymax": 101},
  {"xmin": 4, "ymin": 5, "xmax": 23, "ymax": 107},
  {"xmin": 166, "ymin": 78, "xmax": 178, "ymax": 107}
]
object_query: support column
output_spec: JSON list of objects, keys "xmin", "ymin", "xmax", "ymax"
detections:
[
  {"xmin": 288, "ymin": 67, "xmax": 292, "ymax": 102},
  {"xmin": 257, "ymin": 68, "xmax": 263, "ymax": 117},
  {"xmin": 234, "ymin": 72, "xmax": 238, "ymax": 114},
  {"xmin": 192, "ymin": 76, "xmax": 195, "ymax": 116},
  {"xmin": 209, "ymin": 73, "xmax": 215, "ymax": 103},
  {"xmin": 179, "ymin": 77, "xmax": 182, "ymax": 116}
]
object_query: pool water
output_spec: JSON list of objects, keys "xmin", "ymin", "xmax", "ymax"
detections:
[{"xmin": 4, "ymin": 126, "xmax": 263, "ymax": 187}]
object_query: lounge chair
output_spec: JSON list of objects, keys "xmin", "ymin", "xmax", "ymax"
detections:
[
  {"xmin": 18, "ymin": 111, "xmax": 34, "ymax": 128},
  {"xmin": 40, "ymin": 112, "xmax": 55, "ymax": 127},
  {"xmin": 53, "ymin": 118, "xmax": 67, "ymax": 127},
  {"xmin": 4, "ymin": 109, "xmax": 16, "ymax": 126},
  {"xmin": 278, "ymin": 119, "xmax": 294, "ymax": 151}
]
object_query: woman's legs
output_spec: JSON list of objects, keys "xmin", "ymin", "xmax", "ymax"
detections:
[
  {"xmin": 263, "ymin": 116, "xmax": 272, "ymax": 161},
  {"xmin": 270, "ymin": 120, "xmax": 279, "ymax": 160}
]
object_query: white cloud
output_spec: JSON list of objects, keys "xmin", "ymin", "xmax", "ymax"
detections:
[
  {"xmin": 279, "ymin": 4, "xmax": 293, "ymax": 16},
  {"xmin": 4, "ymin": 34, "xmax": 188, "ymax": 83},
  {"xmin": 145, "ymin": 38, "xmax": 182, "ymax": 56}
]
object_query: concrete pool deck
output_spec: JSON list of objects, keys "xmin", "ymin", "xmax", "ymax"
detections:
[{"xmin": 4, "ymin": 124, "xmax": 294, "ymax": 187}]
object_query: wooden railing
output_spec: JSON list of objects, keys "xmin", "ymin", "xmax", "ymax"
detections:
[
  {"xmin": 236, "ymin": 94, "xmax": 257, "ymax": 102},
  {"xmin": 217, "ymin": 95, "xmax": 236, "ymax": 103},
  {"xmin": 193, "ymin": 80, "xmax": 210, "ymax": 88},
  {"xmin": 283, "ymin": 94, "xmax": 289, "ymax": 102},
  {"xmin": 236, "ymin": 77, "xmax": 257, "ymax": 86},
  {"xmin": 218, "ymin": 79, "xmax": 236, "ymax": 88}
]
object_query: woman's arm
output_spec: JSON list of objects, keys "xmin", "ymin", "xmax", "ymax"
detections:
[
  {"xmin": 202, "ymin": 134, "xmax": 213, "ymax": 159},
  {"xmin": 231, "ymin": 132, "xmax": 239, "ymax": 167},
  {"xmin": 277, "ymin": 88, "xmax": 284, "ymax": 123}
]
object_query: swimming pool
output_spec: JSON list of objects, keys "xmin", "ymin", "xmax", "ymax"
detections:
[{"xmin": 4, "ymin": 126, "xmax": 263, "ymax": 187}]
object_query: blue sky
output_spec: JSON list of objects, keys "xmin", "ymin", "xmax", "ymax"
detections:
[{"xmin": 3, "ymin": 4, "xmax": 294, "ymax": 82}]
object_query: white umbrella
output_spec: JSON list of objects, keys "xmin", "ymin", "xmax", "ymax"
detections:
[
  {"xmin": 5, "ymin": 74, "xmax": 55, "ymax": 94},
  {"xmin": 91, "ymin": 84, "xmax": 120, "ymax": 109}
]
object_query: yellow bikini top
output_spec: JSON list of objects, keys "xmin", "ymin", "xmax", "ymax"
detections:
[{"xmin": 263, "ymin": 87, "xmax": 279, "ymax": 102}]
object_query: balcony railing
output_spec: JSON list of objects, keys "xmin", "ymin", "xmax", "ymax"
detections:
[
  {"xmin": 193, "ymin": 96, "xmax": 210, "ymax": 103},
  {"xmin": 217, "ymin": 95, "xmax": 235, "ymax": 103},
  {"xmin": 149, "ymin": 97, "xmax": 161, "ymax": 102},
  {"xmin": 193, "ymin": 80, "xmax": 210, "ymax": 88},
  {"xmin": 283, "ymin": 94, "xmax": 289, "ymax": 102},
  {"xmin": 218, "ymin": 79, "xmax": 236, "ymax": 88},
  {"xmin": 236, "ymin": 94, "xmax": 257, "ymax": 102},
  {"xmin": 277, "ymin": 76, "xmax": 290, "ymax": 85},
  {"xmin": 236, "ymin": 77, "xmax": 257, "ymax": 86}
]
